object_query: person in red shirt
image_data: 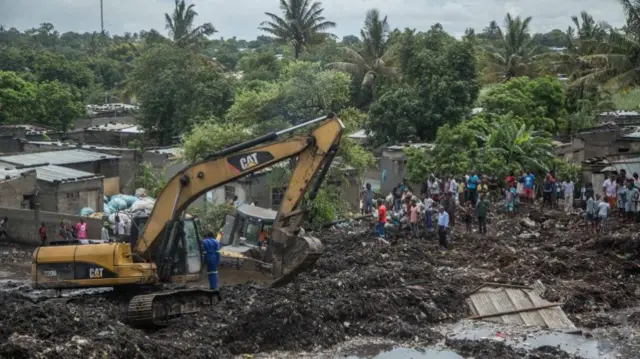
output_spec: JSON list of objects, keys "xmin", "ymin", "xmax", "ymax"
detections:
[
  {"xmin": 376, "ymin": 199, "xmax": 387, "ymax": 237},
  {"xmin": 505, "ymin": 172, "xmax": 515, "ymax": 188},
  {"xmin": 39, "ymin": 222, "xmax": 47, "ymax": 246}
]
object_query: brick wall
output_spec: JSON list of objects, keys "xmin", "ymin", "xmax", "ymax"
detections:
[
  {"xmin": 0, "ymin": 171, "xmax": 38, "ymax": 208},
  {"xmin": 0, "ymin": 207, "xmax": 102, "ymax": 245}
]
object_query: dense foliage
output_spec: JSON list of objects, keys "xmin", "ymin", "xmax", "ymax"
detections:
[{"xmin": 3, "ymin": 0, "xmax": 640, "ymax": 221}]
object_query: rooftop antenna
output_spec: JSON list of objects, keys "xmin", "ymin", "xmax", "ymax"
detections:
[{"xmin": 100, "ymin": 0, "xmax": 104, "ymax": 34}]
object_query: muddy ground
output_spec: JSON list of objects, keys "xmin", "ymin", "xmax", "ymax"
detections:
[{"xmin": 0, "ymin": 205, "xmax": 639, "ymax": 358}]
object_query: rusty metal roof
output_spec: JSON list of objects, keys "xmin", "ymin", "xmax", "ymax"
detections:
[{"xmin": 466, "ymin": 283, "xmax": 575, "ymax": 330}]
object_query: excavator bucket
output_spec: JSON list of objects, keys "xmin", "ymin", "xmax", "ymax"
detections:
[
  {"xmin": 217, "ymin": 234, "xmax": 323, "ymax": 287},
  {"xmin": 271, "ymin": 234, "xmax": 323, "ymax": 287}
]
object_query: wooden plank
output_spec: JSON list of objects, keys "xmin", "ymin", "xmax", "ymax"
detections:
[
  {"xmin": 470, "ymin": 303, "xmax": 565, "ymax": 320},
  {"xmin": 505, "ymin": 288, "xmax": 546, "ymax": 327}
]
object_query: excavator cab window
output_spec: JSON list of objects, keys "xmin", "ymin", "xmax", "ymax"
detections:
[
  {"xmin": 183, "ymin": 219, "xmax": 202, "ymax": 274},
  {"xmin": 244, "ymin": 221, "xmax": 261, "ymax": 246}
]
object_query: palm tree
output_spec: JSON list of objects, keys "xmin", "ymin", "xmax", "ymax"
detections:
[
  {"xmin": 259, "ymin": 0, "xmax": 336, "ymax": 59},
  {"xmin": 482, "ymin": 13, "xmax": 540, "ymax": 81},
  {"xmin": 165, "ymin": 0, "xmax": 216, "ymax": 47},
  {"xmin": 476, "ymin": 120, "xmax": 554, "ymax": 173},
  {"xmin": 327, "ymin": 9, "xmax": 398, "ymax": 101},
  {"xmin": 570, "ymin": 1, "xmax": 640, "ymax": 90}
]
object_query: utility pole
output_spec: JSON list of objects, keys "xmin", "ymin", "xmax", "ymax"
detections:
[{"xmin": 100, "ymin": 0, "xmax": 104, "ymax": 34}]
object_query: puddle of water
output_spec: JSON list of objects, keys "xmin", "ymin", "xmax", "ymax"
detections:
[
  {"xmin": 339, "ymin": 347, "xmax": 463, "ymax": 359},
  {"xmin": 444, "ymin": 320, "xmax": 619, "ymax": 359}
]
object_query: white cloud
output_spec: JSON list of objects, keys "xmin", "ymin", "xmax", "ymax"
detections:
[{"xmin": 0, "ymin": 0, "xmax": 627, "ymax": 40}]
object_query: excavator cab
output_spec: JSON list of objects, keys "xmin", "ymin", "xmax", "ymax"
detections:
[
  {"xmin": 218, "ymin": 205, "xmax": 277, "ymax": 285},
  {"xmin": 129, "ymin": 213, "xmax": 204, "ymax": 279}
]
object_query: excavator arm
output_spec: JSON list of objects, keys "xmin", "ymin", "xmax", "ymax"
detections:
[{"xmin": 134, "ymin": 114, "xmax": 344, "ymax": 283}]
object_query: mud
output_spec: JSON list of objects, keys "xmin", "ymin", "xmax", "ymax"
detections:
[{"xmin": 0, "ymin": 205, "xmax": 639, "ymax": 358}]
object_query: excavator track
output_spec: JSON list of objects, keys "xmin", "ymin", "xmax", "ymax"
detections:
[{"xmin": 127, "ymin": 288, "xmax": 221, "ymax": 327}]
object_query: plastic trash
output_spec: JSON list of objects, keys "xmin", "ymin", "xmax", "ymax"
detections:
[
  {"xmin": 108, "ymin": 197, "xmax": 128, "ymax": 210},
  {"xmin": 130, "ymin": 197, "xmax": 156, "ymax": 212},
  {"xmin": 120, "ymin": 195, "xmax": 137, "ymax": 207},
  {"xmin": 135, "ymin": 188, "xmax": 148, "ymax": 198},
  {"xmin": 80, "ymin": 207, "xmax": 94, "ymax": 217}
]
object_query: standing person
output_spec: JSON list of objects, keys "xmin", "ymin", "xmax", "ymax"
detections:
[
  {"xmin": 463, "ymin": 201, "xmax": 473, "ymax": 233},
  {"xmin": 476, "ymin": 193, "xmax": 490, "ymax": 235},
  {"xmin": 362, "ymin": 183, "xmax": 374, "ymax": 215},
  {"xmin": 543, "ymin": 177, "xmax": 553, "ymax": 208},
  {"xmin": 524, "ymin": 170, "xmax": 536, "ymax": 204},
  {"xmin": 39, "ymin": 223, "xmax": 47, "ymax": 246},
  {"xmin": 617, "ymin": 182, "xmax": 627, "ymax": 218},
  {"xmin": 76, "ymin": 219, "xmax": 88, "ymax": 240},
  {"xmin": 596, "ymin": 194, "xmax": 610, "ymax": 233},
  {"xmin": 58, "ymin": 221, "xmax": 68, "ymax": 241},
  {"xmin": 505, "ymin": 172, "xmax": 516, "ymax": 189},
  {"xmin": 602, "ymin": 173, "xmax": 618, "ymax": 210},
  {"xmin": 443, "ymin": 192, "xmax": 456, "ymax": 227},
  {"xmin": 115, "ymin": 215, "xmax": 126, "ymax": 240},
  {"xmin": 101, "ymin": 222, "xmax": 110, "ymax": 241},
  {"xmin": 478, "ymin": 176, "xmax": 489, "ymax": 199},
  {"xmin": 562, "ymin": 179, "xmax": 575, "ymax": 213},
  {"xmin": 430, "ymin": 176, "xmax": 440, "ymax": 203},
  {"xmin": 449, "ymin": 176, "xmax": 458, "ymax": 202},
  {"xmin": 634, "ymin": 172, "xmax": 640, "ymax": 188},
  {"xmin": 517, "ymin": 170, "xmax": 526, "ymax": 199},
  {"xmin": 410, "ymin": 199, "xmax": 420, "ymax": 238},
  {"xmin": 625, "ymin": 180, "xmax": 638, "ymax": 222},
  {"xmin": 585, "ymin": 192, "xmax": 596, "ymax": 232},
  {"xmin": 554, "ymin": 178, "xmax": 562, "ymax": 209},
  {"xmin": 0, "ymin": 217, "xmax": 8, "ymax": 240},
  {"xmin": 504, "ymin": 184, "xmax": 515, "ymax": 214},
  {"xmin": 376, "ymin": 199, "xmax": 387, "ymax": 238},
  {"xmin": 468, "ymin": 171, "xmax": 479, "ymax": 205},
  {"xmin": 423, "ymin": 195, "xmax": 435, "ymax": 233},
  {"xmin": 202, "ymin": 231, "xmax": 221, "ymax": 290},
  {"xmin": 457, "ymin": 178, "xmax": 465, "ymax": 205},
  {"xmin": 437, "ymin": 206, "xmax": 449, "ymax": 250},
  {"xmin": 488, "ymin": 176, "xmax": 499, "ymax": 202},
  {"xmin": 393, "ymin": 185, "xmax": 403, "ymax": 212}
]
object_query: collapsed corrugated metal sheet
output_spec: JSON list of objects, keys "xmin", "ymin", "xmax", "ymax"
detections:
[
  {"xmin": 606, "ymin": 157, "xmax": 640, "ymax": 177},
  {"xmin": 467, "ymin": 283, "xmax": 575, "ymax": 330},
  {"xmin": 34, "ymin": 165, "xmax": 103, "ymax": 183},
  {"xmin": 0, "ymin": 149, "xmax": 120, "ymax": 166}
]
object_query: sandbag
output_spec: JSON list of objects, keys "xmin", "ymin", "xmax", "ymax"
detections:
[
  {"xmin": 120, "ymin": 195, "xmax": 137, "ymax": 207},
  {"xmin": 103, "ymin": 205, "xmax": 112, "ymax": 215},
  {"xmin": 130, "ymin": 197, "xmax": 156, "ymax": 212},
  {"xmin": 135, "ymin": 188, "xmax": 148, "ymax": 197},
  {"xmin": 80, "ymin": 207, "xmax": 94, "ymax": 217},
  {"xmin": 108, "ymin": 198, "xmax": 127, "ymax": 211}
]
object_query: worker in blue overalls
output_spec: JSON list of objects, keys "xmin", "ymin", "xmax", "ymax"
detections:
[{"xmin": 202, "ymin": 231, "xmax": 221, "ymax": 290}]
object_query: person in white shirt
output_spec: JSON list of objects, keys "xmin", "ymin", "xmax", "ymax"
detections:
[
  {"xmin": 562, "ymin": 179, "xmax": 575, "ymax": 213},
  {"xmin": 449, "ymin": 177, "xmax": 458, "ymax": 200},
  {"xmin": 596, "ymin": 194, "xmax": 610, "ymax": 233},
  {"xmin": 423, "ymin": 196, "xmax": 435, "ymax": 232},
  {"xmin": 437, "ymin": 205, "xmax": 449, "ymax": 250},
  {"xmin": 602, "ymin": 174, "xmax": 618, "ymax": 209}
]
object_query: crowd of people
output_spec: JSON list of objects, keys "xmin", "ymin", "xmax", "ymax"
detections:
[{"xmin": 360, "ymin": 168, "xmax": 640, "ymax": 249}]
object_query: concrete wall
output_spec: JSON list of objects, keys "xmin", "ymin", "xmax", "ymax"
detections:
[
  {"xmin": 39, "ymin": 178, "xmax": 104, "ymax": 215},
  {"xmin": 0, "ymin": 127, "xmax": 27, "ymax": 138},
  {"xmin": 74, "ymin": 116, "xmax": 137, "ymax": 129},
  {"xmin": 0, "ymin": 171, "xmax": 38, "ymax": 209},
  {"xmin": 0, "ymin": 207, "xmax": 102, "ymax": 245},
  {"xmin": 0, "ymin": 135, "xmax": 24, "ymax": 154},
  {"xmin": 380, "ymin": 151, "xmax": 406, "ymax": 194}
]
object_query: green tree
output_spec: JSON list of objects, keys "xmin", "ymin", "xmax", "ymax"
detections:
[
  {"xmin": 236, "ymin": 51, "xmax": 282, "ymax": 81},
  {"xmin": 32, "ymin": 80, "xmax": 85, "ymax": 131},
  {"xmin": 0, "ymin": 71, "xmax": 37, "ymax": 124},
  {"xmin": 164, "ymin": 0, "xmax": 216, "ymax": 47},
  {"xmin": 482, "ymin": 13, "xmax": 540, "ymax": 80},
  {"xmin": 260, "ymin": 0, "xmax": 336, "ymax": 58},
  {"xmin": 182, "ymin": 121, "xmax": 252, "ymax": 163},
  {"xmin": 129, "ymin": 43, "xmax": 234, "ymax": 145},
  {"xmin": 328, "ymin": 9, "xmax": 398, "ymax": 101}
]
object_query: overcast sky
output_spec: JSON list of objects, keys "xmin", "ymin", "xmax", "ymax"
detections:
[{"xmin": 0, "ymin": 0, "xmax": 627, "ymax": 40}]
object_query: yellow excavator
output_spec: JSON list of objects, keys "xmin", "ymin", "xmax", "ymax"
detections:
[{"xmin": 31, "ymin": 114, "xmax": 344, "ymax": 326}]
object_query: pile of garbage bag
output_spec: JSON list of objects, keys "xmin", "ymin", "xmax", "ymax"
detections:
[{"xmin": 80, "ymin": 188, "xmax": 156, "ymax": 218}]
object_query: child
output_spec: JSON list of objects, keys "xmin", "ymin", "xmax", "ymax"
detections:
[
  {"xmin": 585, "ymin": 193, "xmax": 596, "ymax": 232},
  {"xmin": 596, "ymin": 194, "xmax": 610, "ymax": 233},
  {"xmin": 504, "ymin": 185, "xmax": 515, "ymax": 214},
  {"xmin": 625, "ymin": 180, "xmax": 638, "ymax": 222},
  {"xmin": 476, "ymin": 194, "xmax": 490, "ymax": 235},
  {"xmin": 376, "ymin": 199, "xmax": 387, "ymax": 238},
  {"xmin": 39, "ymin": 222, "xmax": 47, "ymax": 246},
  {"xmin": 463, "ymin": 200, "xmax": 473, "ymax": 233},
  {"xmin": 511, "ymin": 184, "xmax": 519, "ymax": 212}
]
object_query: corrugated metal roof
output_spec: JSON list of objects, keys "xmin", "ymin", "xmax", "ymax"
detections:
[
  {"xmin": 33, "ymin": 165, "xmax": 103, "ymax": 183},
  {"xmin": 87, "ymin": 123, "xmax": 137, "ymax": 131},
  {"xmin": 348, "ymin": 129, "xmax": 369, "ymax": 139},
  {"xmin": 606, "ymin": 157, "xmax": 640, "ymax": 176},
  {"xmin": 0, "ymin": 149, "xmax": 120, "ymax": 166},
  {"xmin": 386, "ymin": 143, "xmax": 435, "ymax": 151},
  {"xmin": 26, "ymin": 141, "xmax": 131, "ymax": 151},
  {"xmin": 0, "ymin": 166, "xmax": 31, "ymax": 182},
  {"xmin": 467, "ymin": 283, "xmax": 575, "ymax": 330}
]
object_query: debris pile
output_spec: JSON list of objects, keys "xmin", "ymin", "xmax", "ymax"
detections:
[{"xmin": 0, "ymin": 205, "xmax": 638, "ymax": 358}]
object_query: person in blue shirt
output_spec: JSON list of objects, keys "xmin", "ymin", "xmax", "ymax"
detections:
[
  {"xmin": 467, "ymin": 172, "xmax": 479, "ymax": 205},
  {"xmin": 437, "ymin": 205, "xmax": 449, "ymax": 250},
  {"xmin": 524, "ymin": 170, "xmax": 536, "ymax": 204},
  {"xmin": 202, "ymin": 231, "xmax": 221, "ymax": 290}
]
